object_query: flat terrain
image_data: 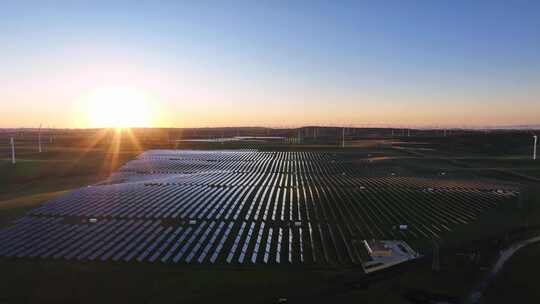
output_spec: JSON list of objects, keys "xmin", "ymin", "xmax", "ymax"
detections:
[
  {"xmin": 482, "ymin": 241, "xmax": 540, "ymax": 304},
  {"xmin": 0, "ymin": 128, "xmax": 539, "ymax": 303},
  {"xmin": 2, "ymin": 150, "xmax": 518, "ymax": 270}
]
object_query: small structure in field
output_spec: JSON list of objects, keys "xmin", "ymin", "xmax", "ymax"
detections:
[
  {"xmin": 364, "ymin": 240, "xmax": 393, "ymax": 257},
  {"xmin": 360, "ymin": 240, "xmax": 421, "ymax": 273}
]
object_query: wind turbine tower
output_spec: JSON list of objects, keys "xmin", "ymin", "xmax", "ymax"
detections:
[
  {"xmin": 11, "ymin": 137, "xmax": 16, "ymax": 164},
  {"xmin": 341, "ymin": 127, "xmax": 345, "ymax": 148},
  {"xmin": 38, "ymin": 123, "xmax": 42, "ymax": 153},
  {"xmin": 534, "ymin": 135, "xmax": 538, "ymax": 160}
]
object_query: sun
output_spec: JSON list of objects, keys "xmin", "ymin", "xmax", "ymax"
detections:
[{"xmin": 83, "ymin": 87, "xmax": 153, "ymax": 128}]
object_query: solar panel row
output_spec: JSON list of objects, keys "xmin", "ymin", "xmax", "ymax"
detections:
[
  {"xmin": 0, "ymin": 217, "xmax": 378, "ymax": 266},
  {"xmin": 0, "ymin": 150, "xmax": 518, "ymax": 268},
  {"xmin": 28, "ymin": 181, "xmax": 510, "ymax": 240}
]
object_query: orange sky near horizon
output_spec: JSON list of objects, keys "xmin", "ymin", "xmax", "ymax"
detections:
[
  {"xmin": 1, "ymin": 61, "xmax": 538, "ymax": 129},
  {"xmin": 2, "ymin": 77, "xmax": 538, "ymax": 129},
  {"xmin": 2, "ymin": 3, "xmax": 539, "ymax": 129}
]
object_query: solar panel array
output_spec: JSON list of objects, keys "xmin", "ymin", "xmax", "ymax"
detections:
[{"xmin": 0, "ymin": 150, "xmax": 518, "ymax": 268}]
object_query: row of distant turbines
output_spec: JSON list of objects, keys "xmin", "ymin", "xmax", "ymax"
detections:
[
  {"xmin": 293, "ymin": 127, "xmax": 537, "ymax": 160},
  {"xmin": 293, "ymin": 127, "xmax": 449, "ymax": 142},
  {"xmin": 9, "ymin": 124, "xmax": 51, "ymax": 165},
  {"xmin": 7, "ymin": 128, "xmax": 539, "ymax": 165}
]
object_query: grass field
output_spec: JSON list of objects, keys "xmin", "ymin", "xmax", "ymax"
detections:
[
  {"xmin": 0, "ymin": 128, "xmax": 539, "ymax": 303},
  {"xmin": 0, "ymin": 130, "xmax": 146, "ymax": 201},
  {"xmin": 482, "ymin": 240, "xmax": 540, "ymax": 304}
]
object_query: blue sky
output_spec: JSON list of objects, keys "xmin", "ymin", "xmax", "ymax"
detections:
[{"xmin": 1, "ymin": 1, "xmax": 539, "ymax": 127}]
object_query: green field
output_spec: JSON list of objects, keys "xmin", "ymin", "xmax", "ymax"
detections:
[
  {"xmin": 482, "ymin": 241, "xmax": 540, "ymax": 304},
  {"xmin": 1, "ymin": 128, "xmax": 539, "ymax": 303}
]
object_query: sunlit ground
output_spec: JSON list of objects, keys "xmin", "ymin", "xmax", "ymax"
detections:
[{"xmin": 0, "ymin": 128, "xmax": 147, "ymax": 202}]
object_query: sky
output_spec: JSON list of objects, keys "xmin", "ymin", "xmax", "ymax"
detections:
[{"xmin": 1, "ymin": 1, "xmax": 539, "ymax": 128}]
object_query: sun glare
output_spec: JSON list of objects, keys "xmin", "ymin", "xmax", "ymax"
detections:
[{"xmin": 83, "ymin": 87, "xmax": 153, "ymax": 128}]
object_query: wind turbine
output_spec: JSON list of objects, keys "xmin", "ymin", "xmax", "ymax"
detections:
[
  {"xmin": 534, "ymin": 135, "xmax": 537, "ymax": 160},
  {"xmin": 341, "ymin": 127, "xmax": 345, "ymax": 148},
  {"xmin": 38, "ymin": 123, "xmax": 42, "ymax": 153},
  {"xmin": 10, "ymin": 137, "xmax": 16, "ymax": 164}
]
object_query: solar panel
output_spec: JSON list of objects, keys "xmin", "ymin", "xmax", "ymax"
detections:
[
  {"xmin": 263, "ymin": 227, "xmax": 273, "ymax": 264},
  {"xmin": 210, "ymin": 222, "xmax": 234, "ymax": 264},
  {"xmin": 161, "ymin": 226, "xmax": 193, "ymax": 263},
  {"xmin": 185, "ymin": 222, "xmax": 216, "ymax": 263},
  {"xmin": 197, "ymin": 222, "xmax": 225, "ymax": 263},
  {"xmin": 137, "ymin": 226, "xmax": 173, "ymax": 262},
  {"xmin": 250, "ymin": 222, "xmax": 265, "ymax": 264},
  {"xmin": 238, "ymin": 222, "xmax": 255, "ymax": 264},
  {"xmin": 226, "ymin": 222, "xmax": 247, "ymax": 263},
  {"xmin": 125, "ymin": 225, "xmax": 164, "ymax": 262},
  {"xmin": 172, "ymin": 221, "xmax": 207, "ymax": 263},
  {"xmin": 148, "ymin": 226, "xmax": 183, "ymax": 262},
  {"xmin": 0, "ymin": 150, "xmax": 518, "ymax": 268},
  {"xmin": 276, "ymin": 228, "xmax": 283, "ymax": 264}
]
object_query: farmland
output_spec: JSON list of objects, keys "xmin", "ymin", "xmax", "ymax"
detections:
[
  {"xmin": 0, "ymin": 128, "xmax": 539, "ymax": 303},
  {"xmin": 0, "ymin": 149, "xmax": 520, "ymax": 269}
]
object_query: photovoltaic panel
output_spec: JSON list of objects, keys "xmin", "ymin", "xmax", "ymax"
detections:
[{"xmin": 0, "ymin": 149, "xmax": 519, "ymax": 268}]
